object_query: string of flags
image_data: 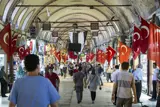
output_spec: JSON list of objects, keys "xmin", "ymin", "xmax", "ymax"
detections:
[{"xmin": 0, "ymin": 16, "xmax": 159, "ymax": 67}]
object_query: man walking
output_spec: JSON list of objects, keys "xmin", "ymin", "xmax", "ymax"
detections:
[
  {"xmin": 106, "ymin": 66, "xmax": 112, "ymax": 82},
  {"xmin": 9, "ymin": 54, "xmax": 60, "ymax": 107},
  {"xmin": 111, "ymin": 65, "xmax": 120, "ymax": 105},
  {"xmin": 0, "ymin": 66, "xmax": 7, "ymax": 97},
  {"xmin": 97, "ymin": 64, "xmax": 104, "ymax": 85},
  {"xmin": 133, "ymin": 64, "xmax": 143, "ymax": 103},
  {"xmin": 149, "ymin": 63, "xmax": 159, "ymax": 101},
  {"xmin": 111, "ymin": 62, "xmax": 137, "ymax": 107},
  {"xmin": 73, "ymin": 66, "xmax": 85, "ymax": 104}
]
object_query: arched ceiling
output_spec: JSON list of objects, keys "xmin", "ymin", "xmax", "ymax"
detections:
[{"xmin": 0, "ymin": 0, "xmax": 157, "ymax": 50}]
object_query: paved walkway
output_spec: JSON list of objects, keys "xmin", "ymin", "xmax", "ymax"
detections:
[{"xmin": 0, "ymin": 76, "xmax": 157, "ymax": 107}]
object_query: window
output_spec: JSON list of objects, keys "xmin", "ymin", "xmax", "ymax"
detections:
[
  {"xmin": 2, "ymin": 0, "xmax": 14, "ymax": 22},
  {"xmin": 22, "ymin": 11, "xmax": 34, "ymax": 31},
  {"xmin": 17, "ymin": 8, "xmax": 28, "ymax": 28},
  {"xmin": 11, "ymin": 2, "xmax": 22, "ymax": 21}
]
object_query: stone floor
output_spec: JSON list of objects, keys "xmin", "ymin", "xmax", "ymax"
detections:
[{"xmin": 0, "ymin": 76, "xmax": 157, "ymax": 107}]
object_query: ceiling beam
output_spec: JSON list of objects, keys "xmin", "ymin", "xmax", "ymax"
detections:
[
  {"xmin": 34, "ymin": 20, "xmax": 119, "ymax": 23},
  {"xmin": 55, "ymin": 30, "xmax": 107, "ymax": 32},
  {"xmin": 51, "ymin": 25, "xmax": 113, "ymax": 28},
  {"xmin": 16, "ymin": 4, "xmax": 132, "ymax": 7}
]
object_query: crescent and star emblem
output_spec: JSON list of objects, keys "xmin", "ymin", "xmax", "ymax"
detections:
[
  {"xmin": 133, "ymin": 32, "xmax": 140, "ymax": 42},
  {"xmin": 19, "ymin": 47, "xmax": 24, "ymax": 54},
  {"xmin": 141, "ymin": 25, "xmax": 149, "ymax": 39},
  {"xmin": 3, "ymin": 33, "xmax": 9, "ymax": 45},
  {"xmin": 11, "ymin": 38, "xmax": 17, "ymax": 47},
  {"xmin": 121, "ymin": 45, "xmax": 128, "ymax": 55},
  {"xmin": 109, "ymin": 50, "xmax": 112, "ymax": 56}
]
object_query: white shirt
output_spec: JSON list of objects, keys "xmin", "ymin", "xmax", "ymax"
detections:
[
  {"xmin": 133, "ymin": 68, "xmax": 143, "ymax": 80},
  {"xmin": 153, "ymin": 68, "xmax": 159, "ymax": 80},
  {"xmin": 60, "ymin": 64, "xmax": 64, "ymax": 69},
  {"xmin": 111, "ymin": 69, "xmax": 120, "ymax": 82}
]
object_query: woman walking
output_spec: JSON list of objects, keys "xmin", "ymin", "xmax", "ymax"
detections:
[{"xmin": 87, "ymin": 68, "xmax": 101, "ymax": 104}]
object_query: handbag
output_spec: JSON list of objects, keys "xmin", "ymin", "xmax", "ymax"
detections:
[{"xmin": 88, "ymin": 76, "xmax": 95, "ymax": 89}]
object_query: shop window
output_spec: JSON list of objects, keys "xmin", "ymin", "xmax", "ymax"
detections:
[
  {"xmin": 2, "ymin": 0, "xmax": 14, "ymax": 22},
  {"xmin": 17, "ymin": 8, "xmax": 28, "ymax": 28},
  {"xmin": 21, "ymin": 11, "xmax": 34, "ymax": 31},
  {"xmin": 11, "ymin": 2, "xmax": 22, "ymax": 21}
]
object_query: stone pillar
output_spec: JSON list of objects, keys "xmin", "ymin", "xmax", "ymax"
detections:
[{"xmin": 148, "ymin": 60, "xmax": 153, "ymax": 95}]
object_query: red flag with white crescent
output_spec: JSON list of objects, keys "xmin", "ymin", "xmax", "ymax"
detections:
[
  {"xmin": 106, "ymin": 46, "xmax": 116, "ymax": 63},
  {"xmin": 68, "ymin": 51, "xmax": 77, "ymax": 59},
  {"xmin": 119, "ymin": 41, "xmax": 131, "ymax": 63},
  {"xmin": 140, "ymin": 17, "xmax": 150, "ymax": 54},
  {"xmin": 17, "ymin": 45, "xmax": 25, "ymax": 60},
  {"xmin": 11, "ymin": 33, "xmax": 18, "ymax": 55},
  {"xmin": 89, "ymin": 52, "xmax": 95, "ymax": 61},
  {"xmin": 24, "ymin": 47, "xmax": 30, "ymax": 57},
  {"xmin": 147, "ymin": 23, "xmax": 160, "ymax": 67},
  {"xmin": 96, "ymin": 49, "xmax": 103, "ymax": 63},
  {"xmin": 86, "ymin": 54, "xmax": 90, "ymax": 62},
  {"xmin": 62, "ymin": 54, "xmax": 68, "ymax": 63},
  {"xmin": 55, "ymin": 51, "xmax": 61, "ymax": 62},
  {"xmin": 133, "ymin": 47, "xmax": 141, "ymax": 60},
  {"xmin": 101, "ymin": 52, "xmax": 106, "ymax": 64},
  {"xmin": 132, "ymin": 26, "xmax": 141, "ymax": 52},
  {"xmin": 0, "ymin": 23, "xmax": 11, "ymax": 60}
]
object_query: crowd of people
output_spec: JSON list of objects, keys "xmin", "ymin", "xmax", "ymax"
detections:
[{"xmin": 0, "ymin": 54, "xmax": 160, "ymax": 107}]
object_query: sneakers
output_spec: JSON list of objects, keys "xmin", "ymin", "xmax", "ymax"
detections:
[{"xmin": 149, "ymin": 98, "xmax": 156, "ymax": 101}]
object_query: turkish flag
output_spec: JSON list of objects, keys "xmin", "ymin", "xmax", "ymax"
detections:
[
  {"xmin": 96, "ymin": 49, "xmax": 103, "ymax": 63},
  {"xmin": 140, "ymin": 17, "xmax": 150, "ymax": 54},
  {"xmin": 24, "ymin": 47, "xmax": 30, "ymax": 57},
  {"xmin": 106, "ymin": 46, "xmax": 116, "ymax": 63},
  {"xmin": 119, "ymin": 41, "xmax": 131, "ymax": 63},
  {"xmin": 68, "ymin": 51, "xmax": 77, "ymax": 59},
  {"xmin": 17, "ymin": 45, "xmax": 25, "ymax": 60},
  {"xmin": 86, "ymin": 54, "xmax": 90, "ymax": 62},
  {"xmin": 11, "ymin": 34, "xmax": 18, "ymax": 55},
  {"xmin": 147, "ymin": 23, "xmax": 160, "ymax": 67},
  {"xmin": 0, "ymin": 24, "xmax": 11, "ymax": 58},
  {"xmin": 133, "ymin": 47, "xmax": 141, "ymax": 60},
  {"xmin": 62, "ymin": 54, "xmax": 68, "ymax": 63},
  {"xmin": 89, "ymin": 52, "xmax": 95, "ymax": 61},
  {"xmin": 55, "ymin": 51, "xmax": 61, "ymax": 62},
  {"xmin": 132, "ymin": 26, "xmax": 141, "ymax": 52},
  {"xmin": 101, "ymin": 52, "xmax": 106, "ymax": 64}
]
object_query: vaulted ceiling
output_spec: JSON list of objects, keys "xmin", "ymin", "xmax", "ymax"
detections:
[{"xmin": 0, "ymin": 0, "xmax": 157, "ymax": 50}]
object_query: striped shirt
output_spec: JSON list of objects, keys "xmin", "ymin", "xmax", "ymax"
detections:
[{"xmin": 115, "ymin": 71, "xmax": 135, "ymax": 98}]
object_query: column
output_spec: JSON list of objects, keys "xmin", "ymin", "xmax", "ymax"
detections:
[{"xmin": 148, "ymin": 60, "xmax": 153, "ymax": 95}]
